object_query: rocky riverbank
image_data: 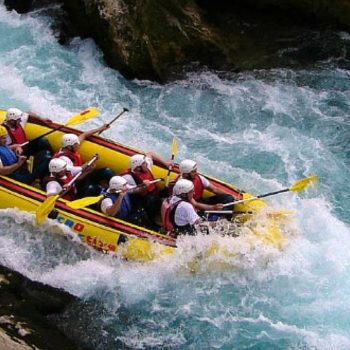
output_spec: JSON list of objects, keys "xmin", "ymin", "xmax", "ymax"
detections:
[
  {"xmin": 0, "ymin": 264, "xmax": 90, "ymax": 350},
  {"xmin": 4, "ymin": 0, "xmax": 350, "ymax": 82}
]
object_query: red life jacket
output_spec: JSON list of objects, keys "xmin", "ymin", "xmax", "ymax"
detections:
[
  {"xmin": 123, "ymin": 168, "xmax": 157, "ymax": 196},
  {"xmin": 173, "ymin": 174, "xmax": 205, "ymax": 201},
  {"xmin": 53, "ymin": 149, "xmax": 82, "ymax": 166},
  {"xmin": 4, "ymin": 123, "xmax": 27, "ymax": 144},
  {"xmin": 161, "ymin": 198, "xmax": 182, "ymax": 233},
  {"xmin": 42, "ymin": 171, "xmax": 77, "ymax": 200}
]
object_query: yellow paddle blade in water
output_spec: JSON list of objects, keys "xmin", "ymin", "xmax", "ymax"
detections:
[
  {"xmin": 66, "ymin": 195, "xmax": 104, "ymax": 209},
  {"xmin": 289, "ymin": 175, "xmax": 319, "ymax": 192},
  {"xmin": 64, "ymin": 107, "xmax": 99, "ymax": 126},
  {"xmin": 172, "ymin": 137, "xmax": 178, "ymax": 156},
  {"xmin": 36, "ymin": 195, "xmax": 59, "ymax": 225}
]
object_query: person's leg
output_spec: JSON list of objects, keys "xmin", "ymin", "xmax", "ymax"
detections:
[
  {"xmin": 145, "ymin": 194, "xmax": 162, "ymax": 222},
  {"xmin": 9, "ymin": 167, "xmax": 36, "ymax": 184},
  {"xmin": 127, "ymin": 208, "xmax": 160, "ymax": 231},
  {"xmin": 88, "ymin": 168, "xmax": 115, "ymax": 189},
  {"xmin": 27, "ymin": 138, "xmax": 52, "ymax": 157},
  {"xmin": 201, "ymin": 194, "xmax": 234, "ymax": 221},
  {"xmin": 32, "ymin": 151, "xmax": 51, "ymax": 179}
]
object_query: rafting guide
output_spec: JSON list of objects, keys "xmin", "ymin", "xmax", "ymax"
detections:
[
  {"xmin": 3, "ymin": 107, "xmax": 52, "ymax": 157},
  {"xmin": 0, "ymin": 125, "xmax": 49, "ymax": 183}
]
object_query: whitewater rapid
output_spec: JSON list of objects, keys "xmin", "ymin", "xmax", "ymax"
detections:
[{"xmin": 0, "ymin": 4, "xmax": 350, "ymax": 349}]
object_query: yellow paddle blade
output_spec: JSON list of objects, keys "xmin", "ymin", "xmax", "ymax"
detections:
[
  {"xmin": 66, "ymin": 195, "xmax": 104, "ymax": 209},
  {"xmin": 289, "ymin": 175, "xmax": 319, "ymax": 192},
  {"xmin": 26, "ymin": 155, "xmax": 34, "ymax": 173},
  {"xmin": 171, "ymin": 137, "xmax": 177, "ymax": 156},
  {"xmin": 36, "ymin": 195, "xmax": 59, "ymax": 225},
  {"xmin": 64, "ymin": 107, "xmax": 99, "ymax": 126}
]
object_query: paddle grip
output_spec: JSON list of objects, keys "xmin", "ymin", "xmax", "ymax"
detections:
[{"xmin": 97, "ymin": 108, "xmax": 129, "ymax": 135}]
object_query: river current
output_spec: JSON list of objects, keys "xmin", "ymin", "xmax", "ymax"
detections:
[{"xmin": 0, "ymin": 4, "xmax": 350, "ymax": 349}]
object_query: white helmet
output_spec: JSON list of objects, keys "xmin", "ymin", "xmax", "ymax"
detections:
[
  {"xmin": 130, "ymin": 154, "xmax": 145, "ymax": 172},
  {"xmin": 173, "ymin": 179, "xmax": 194, "ymax": 196},
  {"xmin": 49, "ymin": 158, "xmax": 67, "ymax": 173},
  {"xmin": 6, "ymin": 108, "xmax": 23, "ymax": 121},
  {"xmin": 62, "ymin": 133, "xmax": 80, "ymax": 147},
  {"xmin": 179, "ymin": 159, "xmax": 197, "ymax": 174},
  {"xmin": 109, "ymin": 176, "xmax": 127, "ymax": 190}
]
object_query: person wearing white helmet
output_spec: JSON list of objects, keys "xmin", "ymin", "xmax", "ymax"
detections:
[
  {"xmin": 0, "ymin": 125, "xmax": 50, "ymax": 184},
  {"xmin": 0, "ymin": 125, "xmax": 27, "ymax": 176},
  {"xmin": 122, "ymin": 151, "xmax": 170, "ymax": 225},
  {"xmin": 174, "ymin": 158, "xmax": 234, "ymax": 215},
  {"xmin": 53, "ymin": 123, "xmax": 114, "ymax": 197},
  {"xmin": 161, "ymin": 179, "xmax": 201, "ymax": 235},
  {"xmin": 3, "ymin": 107, "xmax": 52, "ymax": 155},
  {"xmin": 100, "ymin": 175, "xmax": 157, "ymax": 229},
  {"xmin": 100, "ymin": 176, "xmax": 133, "ymax": 219},
  {"xmin": 43, "ymin": 158, "xmax": 78, "ymax": 200}
]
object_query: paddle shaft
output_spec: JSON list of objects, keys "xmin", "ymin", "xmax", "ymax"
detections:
[
  {"xmin": 21, "ymin": 107, "xmax": 99, "ymax": 147},
  {"xmin": 165, "ymin": 157, "xmax": 175, "ymax": 187},
  {"xmin": 20, "ymin": 125, "xmax": 66, "ymax": 147},
  {"xmin": 97, "ymin": 108, "xmax": 129, "ymax": 135},
  {"xmin": 223, "ymin": 188, "xmax": 290, "ymax": 208},
  {"xmin": 59, "ymin": 155, "xmax": 99, "ymax": 197},
  {"xmin": 113, "ymin": 178, "xmax": 162, "ymax": 194},
  {"xmin": 165, "ymin": 137, "xmax": 177, "ymax": 187}
]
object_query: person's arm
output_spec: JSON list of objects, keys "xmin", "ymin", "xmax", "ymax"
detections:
[
  {"xmin": 46, "ymin": 181, "xmax": 63, "ymax": 197},
  {"xmin": 79, "ymin": 124, "xmax": 110, "ymax": 142},
  {"xmin": 27, "ymin": 112, "xmax": 52, "ymax": 124},
  {"xmin": 146, "ymin": 152, "xmax": 171, "ymax": 168},
  {"xmin": 9, "ymin": 144, "xmax": 24, "ymax": 155},
  {"xmin": 207, "ymin": 182, "xmax": 228, "ymax": 196},
  {"xmin": 105, "ymin": 192, "xmax": 126, "ymax": 216},
  {"xmin": 190, "ymin": 198, "xmax": 223, "ymax": 211},
  {"xmin": 0, "ymin": 155, "xmax": 26, "ymax": 175}
]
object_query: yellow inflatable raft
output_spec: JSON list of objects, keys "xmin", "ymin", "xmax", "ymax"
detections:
[{"xmin": 0, "ymin": 109, "xmax": 285, "ymax": 262}]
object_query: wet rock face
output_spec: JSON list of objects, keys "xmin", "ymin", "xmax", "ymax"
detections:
[
  {"xmin": 61, "ymin": 0, "xmax": 227, "ymax": 81},
  {"xmin": 4, "ymin": 0, "xmax": 350, "ymax": 81},
  {"xmin": 59, "ymin": 0, "xmax": 350, "ymax": 81},
  {"xmin": 4, "ymin": 0, "xmax": 33, "ymax": 13},
  {"xmin": 0, "ymin": 264, "xmax": 88, "ymax": 350}
]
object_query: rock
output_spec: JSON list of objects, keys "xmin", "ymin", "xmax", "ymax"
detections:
[
  {"xmin": 59, "ymin": 0, "xmax": 350, "ymax": 81},
  {"xmin": 60, "ymin": 0, "xmax": 228, "ymax": 81},
  {"xmin": 0, "ymin": 264, "xmax": 90, "ymax": 350},
  {"xmin": 4, "ymin": 0, "xmax": 350, "ymax": 81},
  {"xmin": 4, "ymin": 0, "xmax": 33, "ymax": 13}
]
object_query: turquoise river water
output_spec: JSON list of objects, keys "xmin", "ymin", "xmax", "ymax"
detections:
[{"xmin": 0, "ymin": 4, "xmax": 350, "ymax": 350}]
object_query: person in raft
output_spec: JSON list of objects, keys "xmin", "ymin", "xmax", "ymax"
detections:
[
  {"xmin": 100, "ymin": 175, "xmax": 155, "ymax": 228},
  {"xmin": 161, "ymin": 179, "xmax": 201, "ymax": 236},
  {"xmin": 172, "ymin": 159, "xmax": 235, "ymax": 218},
  {"xmin": 122, "ymin": 152, "xmax": 171, "ymax": 225},
  {"xmin": 3, "ymin": 107, "xmax": 52, "ymax": 156},
  {"xmin": 53, "ymin": 126, "xmax": 114, "ymax": 197},
  {"xmin": 43, "ymin": 158, "xmax": 80, "ymax": 200},
  {"xmin": 0, "ymin": 126, "xmax": 48, "ymax": 183}
]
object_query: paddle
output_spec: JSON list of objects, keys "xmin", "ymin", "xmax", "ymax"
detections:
[
  {"xmin": 35, "ymin": 155, "xmax": 99, "ymax": 224},
  {"xmin": 204, "ymin": 210, "xmax": 295, "ymax": 217},
  {"xmin": 26, "ymin": 155, "xmax": 34, "ymax": 173},
  {"xmin": 66, "ymin": 178, "xmax": 163, "ymax": 209},
  {"xmin": 165, "ymin": 137, "xmax": 177, "ymax": 187},
  {"xmin": 218, "ymin": 175, "xmax": 318, "ymax": 209},
  {"xmin": 97, "ymin": 107, "xmax": 129, "ymax": 135},
  {"xmin": 21, "ymin": 107, "xmax": 99, "ymax": 147}
]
